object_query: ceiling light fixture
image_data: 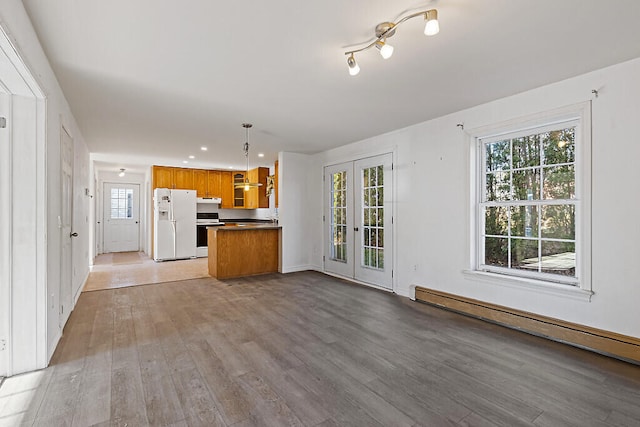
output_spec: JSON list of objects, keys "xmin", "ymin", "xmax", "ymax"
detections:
[
  {"xmin": 118, "ymin": 168, "xmax": 125, "ymax": 177},
  {"xmin": 375, "ymin": 40, "xmax": 394, "ymax": 59},
  {"xmin": 234, "ymin": 123, "xmax": 263, "ymax": 192},
  {"xmin": 344, "ymin": 8, "xmax": 440, "ymax": 76}
]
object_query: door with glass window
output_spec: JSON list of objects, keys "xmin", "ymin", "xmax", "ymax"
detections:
[
  {"xmin": 103, "ymin": 183, "xmax": 140, "ymax": 252},
  {"xmin": 324, "ymin": 153, "xmax": 393, "ymax": 289}
]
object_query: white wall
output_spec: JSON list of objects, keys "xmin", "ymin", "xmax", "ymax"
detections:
[
  {"xmin": 0, "ymin": 1, "xmax": 91, "ymax": 372},
  {"xmin": 287, "ymin": 57, "xmax": 640, "ymax": 339},
  {"xmin": 279, "ymin": 152, "xmax": 321, "ymax": 273}
]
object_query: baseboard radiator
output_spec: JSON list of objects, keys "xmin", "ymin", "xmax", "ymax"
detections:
[{"xmin": 414, "ymin": 287, "xmax": 640, "ymax": 365}]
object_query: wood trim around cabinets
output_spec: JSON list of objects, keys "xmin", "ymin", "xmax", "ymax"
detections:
[{"xmin": 414, "ymin": 286, "xmax": 640, "ymax": 364}]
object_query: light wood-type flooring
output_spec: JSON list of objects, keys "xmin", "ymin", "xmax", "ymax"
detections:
[
  {"xmin": 83, "ymin": 252, "xmax": 209, "ymax": 292},
  {"xmin": 1, "ymin": 271, "xmax": 640, "ymax": 426}
]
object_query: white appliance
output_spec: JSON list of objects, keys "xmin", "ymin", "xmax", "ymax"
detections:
[
  {"xmin": 153, "ymin": 188, "xmax": 197, "ymax": 261},
  {"xmin": 196, "ymin": 212, "xmax": 225, "ymax": 257}
]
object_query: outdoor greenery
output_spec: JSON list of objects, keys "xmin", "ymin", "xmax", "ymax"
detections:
[{"xmin": 483, "ymin": 127, "xmax": 576, "ymax": 277}]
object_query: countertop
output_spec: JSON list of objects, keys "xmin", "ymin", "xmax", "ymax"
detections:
[{"xmin": 208, "ymin": 223, "xmax": 281, "ymax": 231}]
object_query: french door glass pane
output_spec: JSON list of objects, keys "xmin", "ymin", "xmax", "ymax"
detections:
[
  {"xmin": 362, "ymin": 165, "xmax": 384, "ymax": 270},
  {"xmin": 330, "ymin": 171, "xmax": 347, "ymax": 262}
]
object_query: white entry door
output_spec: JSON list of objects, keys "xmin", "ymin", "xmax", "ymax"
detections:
[
  {"xmin": 324, "ymin": 153, "xmax": 393, "ymax": 289},
  {"xmin": 103, "ymin": 183, "xmax": 140, "ymax": 252},
  {"xmin": 60, "ymin": 125, "xmax": 74, "ymax": 328}
]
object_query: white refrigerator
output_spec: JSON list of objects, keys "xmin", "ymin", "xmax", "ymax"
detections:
[{"xmin": 153, "ymin": 188, "xmax": 197, "ymax": 261}]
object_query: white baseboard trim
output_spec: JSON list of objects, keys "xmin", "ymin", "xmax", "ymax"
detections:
[{"xmin": 47, "ymin": 330, "xmax": 62, "ymax": 365}]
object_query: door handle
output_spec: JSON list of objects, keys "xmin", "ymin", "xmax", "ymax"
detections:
[
  {"xmin": 135, "ymin": 221, "xmax": 139, "ymax": 224},
  {"xmin": 354, "ymin": 227, "xmax": 359, "ymax": 231},
  {"xmin": 70, "ymin": 232, "xmax": 79, "ymax": 237}
]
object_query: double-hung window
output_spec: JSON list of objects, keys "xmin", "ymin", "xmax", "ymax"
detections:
[{"xmin": 473, "ymin": 103, "xmax": 591, "ymax": 291}]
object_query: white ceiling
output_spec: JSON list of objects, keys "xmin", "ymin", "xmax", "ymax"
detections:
[{"xmin": 21, "ymin": 0, "xmax": 640, "ymax": 173}]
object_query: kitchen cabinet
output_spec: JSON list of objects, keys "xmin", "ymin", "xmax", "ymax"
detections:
[
  {"xmin": 194, "ymin": 169, "xmax": 222, "ymax": 198},
  {"xmin": 173, "ymin": 168, "xmax": 194, "ymax": 190},
  {"xmin": 152, "ymin": 166, "xmax": 174, "ymax": 189},
  {"xmin": 245, "ymin": 167, "xmax": 269, "ymax": 209},
  {"xmin": 220, "ymin": 171, "xmax": 234, "ymax": 209},
  {"xmin": 193, "ymin": 169, "xmax": 207, "ymax": 197},
  {"xmin": 153, "ymin": 165, "xmax": 267, "ymax": 209},
  {"xmin": 152, "ymin": 165, "xmax": 193, "ymax": 190},
  {"xmin": 233, "ymin": 172, "xmax": 246, "ymax": 208}
]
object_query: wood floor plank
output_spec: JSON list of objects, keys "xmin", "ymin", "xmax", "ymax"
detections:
[
  {"xmin": 172, "ymin": 367, "xmax": 226, "ymax": 427},
  {"xmin": 4, "ymin": 271, "xmax": 640, "ymax": 426}
]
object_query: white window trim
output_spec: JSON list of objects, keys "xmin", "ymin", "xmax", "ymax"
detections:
[{"xmin": 466, "ymin": 102, "xmax": 592, "ymax": 300}]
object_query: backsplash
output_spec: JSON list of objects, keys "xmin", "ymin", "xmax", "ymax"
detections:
[{"xmin": 196, "ymin": 204, "xmax": 273, "ymax": 220}]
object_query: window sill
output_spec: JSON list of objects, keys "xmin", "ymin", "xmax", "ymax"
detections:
[{"xmin": 462, "ymin": 270, "xmax": 593, "ymax": 302}]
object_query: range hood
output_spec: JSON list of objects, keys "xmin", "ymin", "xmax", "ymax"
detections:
[{"xmin": 197, "ymin": 197, "xmax": 222, "ymax": 204}]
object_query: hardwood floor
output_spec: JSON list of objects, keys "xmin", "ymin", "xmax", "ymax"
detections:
[{"xmin": 1, "ymin": 271, "xmax": 639, "ymax": 426}]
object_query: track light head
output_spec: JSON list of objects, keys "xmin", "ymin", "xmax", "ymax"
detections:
[
  {"xmin": 347, "ymin": 53, "xmax": 360, "ymax": 76},
  {"xmin": 375, "ymin": 40, "xmax": 394, "ymax": 59},
  {"xmin": 424, "ymin": 9, "xmax": 439, "ymax": 36}
]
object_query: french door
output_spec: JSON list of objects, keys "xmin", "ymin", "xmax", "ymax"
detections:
[{"xmin": 324, "ymin": 153, "xmax": 393, "ymax": 289}]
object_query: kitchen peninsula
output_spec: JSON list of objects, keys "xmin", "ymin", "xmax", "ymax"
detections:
[{"xmin": 207, "ymin": 224, "xmax": 282, "ymax": 279}]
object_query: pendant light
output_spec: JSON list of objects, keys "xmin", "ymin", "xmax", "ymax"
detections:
[{"xmin": 234, "ymin": 123, "xmax": 263, "ymax": 191}]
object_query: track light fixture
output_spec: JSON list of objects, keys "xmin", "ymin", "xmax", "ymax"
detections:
[{"xmin": 344, "ymin": 8, "xmax": 439, "ymax": 76}]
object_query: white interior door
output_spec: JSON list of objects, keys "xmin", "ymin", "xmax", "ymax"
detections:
[
  {"xmin": 103, "ymin": 183, "xmax": 140, "ymax": 252},
  {"xmin": 60, "ymin": 125, "xmax": 74, "ymax": 328},
  {"xmin": 0, "ymin": 93, "xmax": 10, "ymax": 376},
  {"xmin": 324, "ymin": 153, "xmax": 394, "ymax": 289}
]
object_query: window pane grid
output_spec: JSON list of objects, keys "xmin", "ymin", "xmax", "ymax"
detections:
[
  {"xmin": 361, "ymin": 165, "xmax": 384, "ymax": 270},
  {"xmin": 110, "ymin": 188, "xmax": 133, "ymax": 219},
  {"xmin": 330, "ymin": 171, "xmax": 348, "ymax": 262},
  {"xmin": 480, "ymin": 125, "xmax": 577, "ymax": 281}
]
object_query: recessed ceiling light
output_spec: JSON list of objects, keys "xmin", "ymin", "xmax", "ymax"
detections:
[
  {"xmin": 201, "ymin": 146, "xmax": 207, "ymax": 151},
  {"xmin": 228, "ymin": 166, "xmax": 233, "ymax": 169},
  {"xmin": 189, "ymin": 155, "xmax": 195, "ymax": 159},
  {"xmin": 183, "ymin": 160, "xmax": 189, "ymax": 164},
  {"xmin": 258, "ymin": 153, "xmax": 265, "ymax": 157}
]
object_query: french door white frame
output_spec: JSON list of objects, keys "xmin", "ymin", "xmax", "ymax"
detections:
[{"xmin": 323, "ymin": 153, "xmax": 394, "ymax": 291}]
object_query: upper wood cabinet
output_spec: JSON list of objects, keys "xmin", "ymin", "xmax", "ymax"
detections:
[
  {"xmin": 173, "ymin": 168, "xmax": 194, "ymax": 190},
  {"xmin": 193, "ymin": 169, "xmax": 222, "ymax": 198},
  {"xmin": 152, "ymin": 166, "xmax": 175, "ymax": 189},
  {"xmin": 206, "ymin": 170, "xmax": 222, "ymax": 198},
  {"xmin": 232, "ymin": 172, "xmax": 246, "ymax": 208},
  {"xmin": 220, "ymin": 171, "xmax": 234, "ymax": 209},
  {"xmin": 152, "ymin": 165, "xmax": 268, "ymax": 209},
  {"xmin": 193, "ymin": 169, "xmax": 207, "ymax": 197},
  {"xmin": 152, "ymin": 165, "xmax": 193, "ymax": 190},
  {"xmin": 245, "ymin": 167, "xmax": 269, "ymax": 209}
]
